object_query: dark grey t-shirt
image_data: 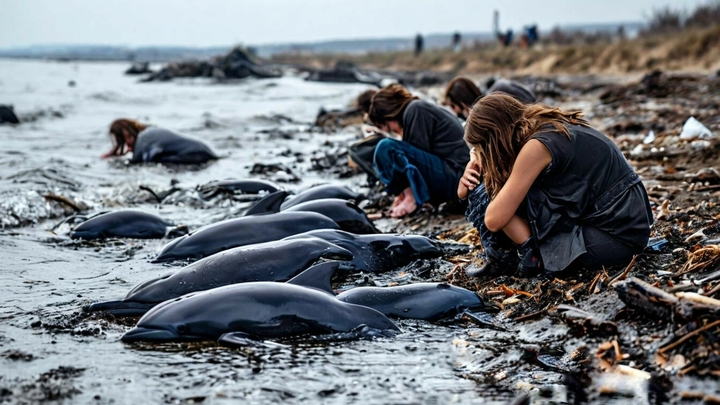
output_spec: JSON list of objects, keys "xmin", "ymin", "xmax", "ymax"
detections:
[{"xmin": 402, "ymin": 100, "xmax": 469, "ymax": 174}]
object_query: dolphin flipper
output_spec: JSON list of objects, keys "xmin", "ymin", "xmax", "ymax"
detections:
[
  {"xmin": 218, "ymin": 332, "xmax": 288, "ymax": 349},
  {"xmin": 310, "ymin": 324, "xmax": 398, "ymax": 342},
  {"xmin": 459, "ymin": 310, "xmax": 507, "ymax": 331}
]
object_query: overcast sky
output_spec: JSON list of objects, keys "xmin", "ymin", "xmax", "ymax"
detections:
[{"xmin": 1, "ymin": 0, "xmax": 712, "ymax": 48}]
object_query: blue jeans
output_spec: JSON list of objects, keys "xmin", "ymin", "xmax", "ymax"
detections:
[
  {"xmin": 466, "ymin": 183, "xmax": 518, "ymax": 264},
  {"xmin": 373, "ymin": 138, "xmax": 458, "ymax": 205}
]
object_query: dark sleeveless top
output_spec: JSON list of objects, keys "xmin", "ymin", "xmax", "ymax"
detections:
[
  {"xmin": 130, "ymin": 128, "xmax": 218, "ymax": 164},
  {"xmin": 527, "ymin": 125, "xmax": 653, "ymax": 271}
]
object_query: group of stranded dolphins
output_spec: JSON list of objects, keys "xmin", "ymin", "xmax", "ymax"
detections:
[{"xmin": 72, "ymin": 181, "xmax": 490, "ymax": 348}]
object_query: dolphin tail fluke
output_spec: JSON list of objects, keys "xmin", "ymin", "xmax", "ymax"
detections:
[{"xmin": 83, "ymin": 300, "xmax": 156, "ymax": 317}]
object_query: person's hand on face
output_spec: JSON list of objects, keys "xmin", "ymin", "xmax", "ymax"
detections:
[{"xmin": 460, "ymin": 148, "xmax": 482, "ymax": 191}]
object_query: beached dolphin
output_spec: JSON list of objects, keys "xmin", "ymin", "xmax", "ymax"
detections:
[
  {"xmin": 70, "ymin": 210, "xmax": 174, "ymax": 239},
  {"xmin": 197, "ymin": 178, "xmax": 280, "ymax": 200},
  {"xmin": 121, "ymin": 262, "xmax": 399, "ymax": 345},
  {"xmin": 152, "ymin": 211, "xmax": 340, "ymax": 262},
  {"xmin": 86, "ymin": 238, "xmax": 353, "ymax": 317},
  {"xmin": 130, "ymin": 128, "xmax": 218, "ymax": 165},
  {"xmin": 336, "ymin": 283, "xmax": 488, "ymax": 322},
  {"xmin": 284, "ymin": 229, "xmax": 442, "ymax": 272},
  {"xmin": 281, "ymin": 184, "xmax": 364, "ymax": 210},
  {"xmin": 282, "ymin": 199, "xmax": 378, "ymax": 234},
  {"xmin": 245, "ymin": 184, "xmax": 364, "ymax": 215}
]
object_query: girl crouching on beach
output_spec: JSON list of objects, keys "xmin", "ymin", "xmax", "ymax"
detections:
[
  {"xmin": 458, "ymin": 93, "xmax": 652, "ymax": 277},
  {"xmin": 368, "ymin": 84, "xmax": 469, "ymax": 218},
  {"xmin": 102, "ymin": 119, "xmax": 218, "ymax": 165}
]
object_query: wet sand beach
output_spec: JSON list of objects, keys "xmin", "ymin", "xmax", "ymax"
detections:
[{"xmin": 1, "ymin": 59, "xmax": 719, "ymax": 404}]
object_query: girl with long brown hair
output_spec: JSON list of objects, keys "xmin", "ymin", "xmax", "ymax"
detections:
[
  {"xmin": 459, "ymin": 93, "xmax": 652, "ymax": 277},
  {"xmin": 102, "ymin": 119, "xmax": 218, "ymax": 164},
  {"xmin": 368, "ymin": 84, "xmax": 469, "ymax": 217}
]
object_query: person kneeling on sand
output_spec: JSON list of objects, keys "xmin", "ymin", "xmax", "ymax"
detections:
[
  {"xmin": 458, "ymin": 93, "xmax": 652, "ymax": 277},
  {"xmin": 368, "ymin": 84, "xmax": 469, "ymax": 218},
  {"xmin": 444, "ymin": 77, "xmax": 536, "ymax": 120},
  {"xmin": 102, "ymin": 119, "xmax": 218, "ymax": 165}
]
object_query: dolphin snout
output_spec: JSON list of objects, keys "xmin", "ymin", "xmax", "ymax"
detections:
[{"xmin": 121, "ymin": 327, "xmax": 180, "ymax": 343}]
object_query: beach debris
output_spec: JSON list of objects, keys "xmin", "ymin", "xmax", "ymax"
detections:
[
  {"xmin": 250, "ymin": 163, "xmax": 300, "ymax": 183},
  {"xmin": 643, "ymin": 130, "xmax": 656, "ymax": 144},
  {"xmin": 677, "ymin": 245, "xmax": 720, "ymax": 276},
  {"xmin": 615, "ymin": 277, "xmax": 677, "ymax": 319},
  {"xmin": 679, "ymin": 116, "xmax": 713, "ymax": 140},
  {"xmin": 556, "ymin": 305, "xmax": 618, "ymax": 337}
]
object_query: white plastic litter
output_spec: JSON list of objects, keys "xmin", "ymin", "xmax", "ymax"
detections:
[
  {"xmin": 679, "ymin": 116, "xmax": 713, "ymax": 140},
  {"xmin": 643, "ymin": 130, "xmax": 655, "ymax": 144}
]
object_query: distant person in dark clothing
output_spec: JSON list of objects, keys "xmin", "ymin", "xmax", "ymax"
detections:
[
  {"xmin": 102, "ymin": 119, "xmax": 218, "ymax": 164},
  {"xmin": 443, "ymin": 77, "xmax": 536, "ymax": 120},
  {"xmin": 452, "ymin": 32, "xmax": 462, "ymax": 52},
  {"xmin": 458, "ymin": 93, "xmax": 652, "ymax": 278},
  {"xmin": 415, "ymin": 33, "xmax": 424, "ymax": 56},
  {"xmin": 368, "ymin": 84, "xmax": 469, "ymax": 217}
]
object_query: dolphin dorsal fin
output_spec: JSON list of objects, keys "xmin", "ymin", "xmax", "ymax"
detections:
[
  {"xmin": 244, "ymin": 190, "xmax": 290, "ymax": 216},
  {"xmin": 286, "ymin": 261, "xmax": 339, "ymax": 295}
]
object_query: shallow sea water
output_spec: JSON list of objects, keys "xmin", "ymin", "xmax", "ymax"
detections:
[{"xmin": 0, "ymin": 60, "xmax": 533, "ymax": 404}]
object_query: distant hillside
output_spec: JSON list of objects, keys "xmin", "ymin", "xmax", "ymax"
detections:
[
  {"xmin": 0, "ymin": 22, "xmax": 643, "ymax": 62},
  {"xmin": 0, "ymin": 44, "xmax": 230, "ymax": 62}
]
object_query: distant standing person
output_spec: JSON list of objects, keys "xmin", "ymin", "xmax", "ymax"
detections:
[
  {"xmin": 368, "ymin": 84, "xmax": 469, "ymax": 217},
  {"xmin": 102, "ymin": 119, "xmax": 218, "ymax": 164},
  {"xmin": 443, "ymin": 77, "xmax": 536, "ymax": 120},
  {"xmin": 452, "ymin": 32, "xmax": 462, "ymax": 53},
  {"xmin": 415, "ymin": 33, "xmax": 424, "ymax": 56}
]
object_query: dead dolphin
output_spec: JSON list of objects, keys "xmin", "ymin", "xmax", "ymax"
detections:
[
  {"xmin": 86, "ymin": 238, "xmax": 353, "ymax": 317},
  {"xmin": 244, "ymin": 184, "xmax": 364, "ymax": 215},
  {"xmin": 337, "ymin": 283, "xmax": 488, "ymax": 322},
  {"xmin": 197, "ymin": 178, "xmax": 280, "ymax": 200},
  {"xmin": 281, "ymin": 184, "xmax": 364, "ymax": 210},
  {"xmin": 153, "ymin": 211, "xmax": 340, "ymax": 262},
  {"xmin": 282, "ymin": 199, "xmax": 378, "ymax": 234},
  {"xmin": 283, "ymin": 229, "xmax": 442, "ymax": 272},
  {"xmin": 121, "ymin": 262, "xmax": 399, "ymax": 345},
  {"xmin": 130, "ymin": 128, "xmax": 218, "ymax": 164},
  {"xmin": 70, "ymin": 210, "xmax": 174, "ymax": 239}
]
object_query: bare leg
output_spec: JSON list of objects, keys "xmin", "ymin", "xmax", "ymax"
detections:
[
  {"xmin": 502, "ymin": 215, "xmax": 532, "ymax": 244},
  {"xmin": 390, "ymin": 187, "xmax": 417, "ymax": 218}
]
